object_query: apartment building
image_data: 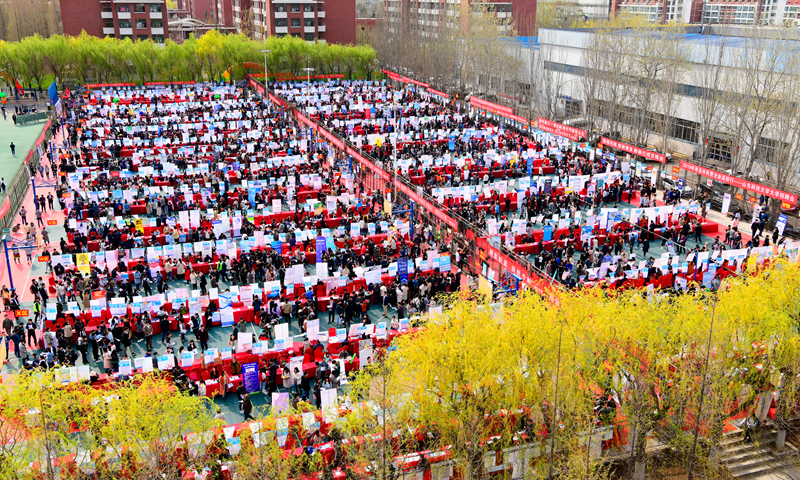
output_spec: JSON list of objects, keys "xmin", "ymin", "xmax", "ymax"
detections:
[
  {"xmin": 61, "ymin": 0, "xmax": 169, "ymax": 42},
  {"xmin": 234, "ymin": 0, "xmax": 355, "ymax": 43}
]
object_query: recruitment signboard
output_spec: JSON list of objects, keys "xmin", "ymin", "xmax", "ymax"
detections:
[
  {"xmin": 679, "ymin": 160, "xmax": 797, "ymax": 205},
  {"xmin": 537, "ymin": 118, "xmax": 586, "ymax": 141},
  {"xmin": 601, "ymin": 137, "xmax": 666, "ymax": 163}
]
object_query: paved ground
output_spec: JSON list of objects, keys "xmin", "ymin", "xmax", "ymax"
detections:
[{"xmin": 0, "ymin": 102, "xmax": 51, "ymax": 185}]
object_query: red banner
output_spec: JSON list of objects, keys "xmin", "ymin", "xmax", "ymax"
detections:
[
  {"xmin": 428, "ymin": 88, "xmax": 449, "ymax": 99},
  {"xmin": 62, "ymin": 87, "xmax": 70, "ymax": 99},
  {"xmin": 601, "ymin": 137, "xmax": 666, "ymax": 163},
  {"xmin": 537, "ymin": 118, "xmax": 586, "ymax": 141},
  {"xmin": 250, "ymin": 73, "xmax": 345, "ymax": 80},
  {"xmin": 469, "ymin": 96, "xmax": 514, "ymax": 117},
  {"xmin": 247, "ymin": 77, "xmax": 265, "ymax": 95},
  {"xmin": 0, "ymin": 198, "xmax": 10, "ymax": 219},
  {"xmin": 268, "ymin": 93, "xmax": 285, "ymax": 107},
  {"xmin": 476, "ymin": 237, "xmax": 560, "ymax": 303},
  {"xmin": 144, "ymin": 81, "xmax": 196, "ymax": 86},
  {"xmin": 394, "ymin": 181, "xmax": 457, "ymax": 229},
  {"xmin": 37, "ymin": 256, "xmax": 49, "ymax": 262},
  {"xmin": 47, "ymin": 220, "xmax": 57, "ymax": 226},
  {"xmin": 346, "ymin": 146, "xmax": 391, "ymax": 181},
  {"xmin": 92, "ymin": 290, "xmax": 106, "ymax": 300},
  {"xmin": 14, "ymin": 309, "xmax": 29, "ymax": 318},
  {"xmin": 84, "ymin": 83, "xmax": 137, "ymax": 88},
  {"xmin": 679, "ymin": 160, "xmax": 798, "ymax": 204}
]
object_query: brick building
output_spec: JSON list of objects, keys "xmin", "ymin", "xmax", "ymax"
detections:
[
  {"xmin": 235, "ymin": 0, "xmax": 355, "ymax": 44},
  {"xmin": 383, "ymin": 0, "xmax": 536, "ymax": 39},
  {"xmin": 60, "ymin": 0, "xmax": 169, "ymax": 42}
]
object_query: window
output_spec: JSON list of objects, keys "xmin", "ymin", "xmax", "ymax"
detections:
[
  {"xmin": 707, "ymin": 135, "xmax": 733, "ymax": 164},
  {"xmin": 671, "ymin": 118, "xmax": 699, "ymax": 143},
  {"xmin": 305, "ymin": 33, "xmax": 316, "ymax": 41},
  {"xmin": 277, "ymin": 32, "xmax": 287, "ymax": 37},
  {"xmin": 304, "ymin": 18, "xmax": 314, "ymax": 26},
  {"xmin": 136, "ymin": 19, "xmax": 147, "ymax": 29},
  {"xmin": 150, "ymin": 4, "xmax": 162, "ymax": 12},
  {"xmin": 756, "ymin": 137, "xmax": 789, "ymax": 165},
  {"xmin": 565, "ymin": 100, "xmax": 583, "ymax": 118},
  {"xmin": 105, "ymin": 20, "xmax": 114, "ymax": 28},
  {"xmin": 137, "ymin": 35, "xmax": 149, "ymax": 41},
  {"xmin": 151, "ymin": 20, "xmax": 163, "ymax": 28},
  {"xmin": 118, "ymin": 5, "xmax": 131, "ymax": 12},
  {"xmin": 304, "ymin": 5, "xmax": 314, "ymax": 11},
  {"xmin": 120, "ymin": 35, "xmax": 133, "ymax": 40},
  {"xmin": 291, "ymin": 18, "xmax": 301, "ymax": 26},
  {"xmin": 102, "ymin": 5, "xmax": 112, "ymax": 12},
  {"xmin": 292, "ymin": 32, "xmax": 301, "ymax": 37},
  {"xmin": 152, "ymin": 35, "xmax": 164, "ymax": 43},
  {"xmin": 275, "ymin": 4, "xmax": 287, "ymax": 12},
  {"xmin": 290, "ymin": 4, "xmax": 301, "ymax": 12},
  {"xmin": 134, "ymin": 4, "xmax": 146, "ymax": 13},
  {"xmin": 119, "ymin": 20, "xmax": 132, "ymax": 28},
  {"xmin": 276, "ymin": 18, "xmax": 287, "ymax": 26}
]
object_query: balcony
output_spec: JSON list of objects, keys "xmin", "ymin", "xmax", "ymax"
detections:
[
  {"xmin": 304, "ymin": 26, "xmax": 315, "ymax": 32},
  {"xmin": 151, "ymin": 27, "xmax": 164, "ymax": 34},
  {"xmin": 318, "ymin": 25, "xmax": 326, "ymax": 31},
  {"xmin": 119, "ymin": 27, "xmax": 133, "ymax": 35},
  {"xmin": 150, "ymin": 12, "xmax": 162, "ymax": 19},
  {"xmin": 101, "ymin": 11, "xmax": 113, "ymax": 18},
  {"xmin": 276, "ymin": 26, "xmax": 288, "ymax": 33},
  {"xmin": 317, "ymin": 10, "xmax": 325, "ymax": 17},
  {"xmin": 103, "ymin": 27, "xmax": 115, "ymax": 35},
  {"xmin": 304, "ymin": 11, "xmax": 315, "ymax": 17},
  {"xmin": 118, "ymin": 11, "xmax": 131, "ymax": 19},
  {"xmin": 275, "ymin": 11, "xmax": 287, "ymax": 17}
]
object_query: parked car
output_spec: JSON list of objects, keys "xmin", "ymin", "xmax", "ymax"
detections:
[
  {"xmin": 697, "ymin": 184, "xmax": 729, "ymax": 212},
  {"xmin": 662, "ymin": 177, "xmax": 694, "ymax": 198}
]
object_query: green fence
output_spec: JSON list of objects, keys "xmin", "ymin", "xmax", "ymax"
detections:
[{"xmin": 16, "ymin": 112, "xmax": 49, "ymax": 126}]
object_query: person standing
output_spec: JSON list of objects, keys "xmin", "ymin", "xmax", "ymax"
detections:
[
  {"xmin": 35, "ymin": 209, "xmax": 43, "ymax": 227},
  {"xmin": 243, "ymin": 393, "xmax": 254, "ymax": 421},
  {"xmin": 143, "ymin": 321, "xmax": 153, "ymax": 350},
  {"xmin": 9, "ymin": 143, "xmax": 14, "ymax": 156},
  {"xmin": 19, "ymin": 206, "xmax": 26, "ymax": 225},
  {"xmin": 197, "ymin": 325, "xmax": 209, "ymax": 351}
]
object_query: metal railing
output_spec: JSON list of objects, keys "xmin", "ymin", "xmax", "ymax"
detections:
[{"xmin": 253, "ymin": 79, "xmax": 560, "ymax": 294}]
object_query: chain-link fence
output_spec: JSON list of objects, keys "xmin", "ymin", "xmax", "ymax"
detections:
[{"xmin": 0, "ymin": 116, "xmax": 52, "ymax": 233}]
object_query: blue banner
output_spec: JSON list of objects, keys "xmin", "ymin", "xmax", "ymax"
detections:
[
  {"xmin": 48, "ymin": 81, "xmax": 57, "ymax": 105},
  {"xmin": 543, "ymin": 225, "xmax": 554, "ymax": 242},
  {"xmin": 316, "ymin": 236, "xmax": 327, "ymax": 263},
  {"xmin": 242, "ymin": 362, "xmax": 260, "ymax": 394},
  {"xmin": 398, "ymin": 256, "xmax": 408, "ymax": 283},
  {"xmin": 544, "ymin": 179, "xmax": 552, "ymax": 195},
  {"xmin": 271, "ymin": 240, "xmax": 282, "ymax": 254}
]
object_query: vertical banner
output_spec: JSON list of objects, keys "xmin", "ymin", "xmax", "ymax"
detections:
[
  {"xmin": 721, "ymin": 193, "xmax": 732, "ymax": 215},
  {"xmin": 316, "ymin": 236, "xmax": 327, "ymax": 263},
  {"xmin": 398, "ymin": 256, "xmax": 408, "ymax": 283},
  {"xmin": 242, "ymin": 362, "xmax": 260, "ymax": 393}
]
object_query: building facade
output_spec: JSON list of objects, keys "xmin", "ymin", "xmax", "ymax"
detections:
[
  {"xmin": 60, "ymin": 0, "xmax": 169, "ymax": 42},
  {"xmin": 235, "ymin": 0, "xmax": 355, "ymax": 43},
  {"xmin": 383, "ymin": 0, "xmax": 536, "ymax": 38},
  {"xmin": 612, "ymin": 0, "xmax": 800, "ymax": 24}
]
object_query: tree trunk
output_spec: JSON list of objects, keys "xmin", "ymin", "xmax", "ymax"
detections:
[{"xmin": 633, "ymin": 460, "xmax": 646, "ymax": 480}]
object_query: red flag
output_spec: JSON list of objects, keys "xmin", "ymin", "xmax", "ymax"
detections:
[{"xmin": 14, "ymin": 79, "xmax": 24, "ymax": 95}]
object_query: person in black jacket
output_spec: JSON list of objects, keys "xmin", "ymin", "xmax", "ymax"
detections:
[{"xmin": 300, "ymin": 371, "xmax": 311, "ymax": 400}]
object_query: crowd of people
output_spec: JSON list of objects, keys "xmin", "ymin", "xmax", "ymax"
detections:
[{"xmin": 12, "ymin": 83, "xmax": 460, "ymax": 428}]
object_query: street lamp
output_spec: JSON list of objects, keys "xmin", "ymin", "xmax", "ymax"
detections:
[
  {"xmin": 259, "ymin": 48, "xmax": 272, "ymax": 92},
  {"xmin": 302, "ymin": 67, "xmax": 316, "ymax": 87}
]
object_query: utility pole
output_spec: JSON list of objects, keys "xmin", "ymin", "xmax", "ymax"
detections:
[{"xmin": 259, "ymin": 48, "xmax": 272, "ymax": 92}]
